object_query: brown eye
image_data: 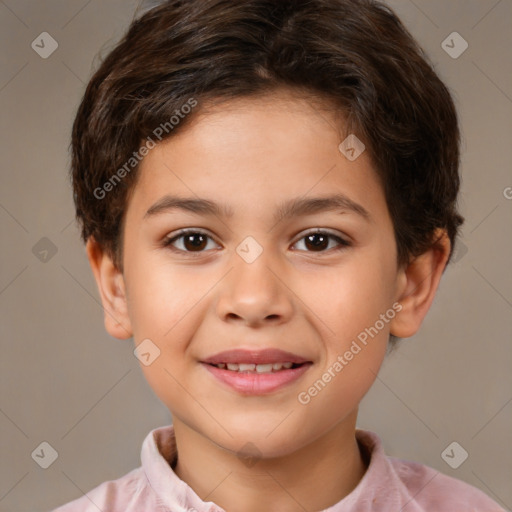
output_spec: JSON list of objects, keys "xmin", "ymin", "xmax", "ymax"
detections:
[
  {"xmin": 293, "ymin": 230, "xmax": 350, "ymax": 253},
  {"xmin": 163, "ymin": 230, "xmax": 218, "ymax": 253},
  {"xmin": 304, "ymin": 232, "xmax": 330, "ymax": 251},
  {"xmin": 182, "ymin": 233, "xmax": 208, "ymax": 251}
]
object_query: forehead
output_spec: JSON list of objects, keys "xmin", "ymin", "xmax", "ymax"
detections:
[{"xmin": 126, "ymin": 90, "xmax": 386, "ymax": 224}]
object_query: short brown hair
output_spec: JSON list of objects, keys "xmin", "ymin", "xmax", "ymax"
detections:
[{"xmin": 71, "ymin": 0, "xmax": 464, "ymax": 294}]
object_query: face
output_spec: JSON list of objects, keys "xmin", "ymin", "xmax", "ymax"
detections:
[{"xmin": 90, "ymin": 90, "xmax": 446, "ymax": 459}]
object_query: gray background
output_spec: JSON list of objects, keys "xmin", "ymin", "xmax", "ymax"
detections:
[{"xmin": 1, "ymin": 1, "xmax": 511, "ymax": 511}]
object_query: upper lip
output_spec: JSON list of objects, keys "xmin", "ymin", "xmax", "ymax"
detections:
[{"xmin": 201, "ymin": 349, "xmax": 311, "ymax": 365}]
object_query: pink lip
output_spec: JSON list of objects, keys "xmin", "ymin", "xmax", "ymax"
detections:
[
  {"xmin": 201, "ymin": 348, "xmax": 310, "ymax": 365},
  {"xmin": 200, "ymin": 349, "xmax": 312, "ymax": 395}
]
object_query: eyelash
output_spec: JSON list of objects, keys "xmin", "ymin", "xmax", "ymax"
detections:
[{"xmin": 161, "ymin": 228, "xmax": 351, "ymax": 255}]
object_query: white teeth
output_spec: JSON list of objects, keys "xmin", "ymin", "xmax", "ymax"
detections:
[
  {"xmin": 214, "ymin": 362, "xmax": 297, "ymax": 373},
  {"xmin": 238, "ymin": 363, "xmax": 256, "ymax": 372},
  {"xmin": 255, "ymin": 363, "xmax": 273, "ymax": 373}
]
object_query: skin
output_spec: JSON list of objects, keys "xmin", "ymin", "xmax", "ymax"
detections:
[{"xmin": 87, "ymin": 88, "xmax": 450, "ymax": 512}]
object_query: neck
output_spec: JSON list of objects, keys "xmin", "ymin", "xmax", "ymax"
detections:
[{"xmin": 173, "ymin": 413, "xmax": 368, "ymax": 512}]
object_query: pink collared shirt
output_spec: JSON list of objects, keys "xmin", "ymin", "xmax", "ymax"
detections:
[{"xmin": 52, "ymin": 425, "xmax": 505, "ymax": 511}]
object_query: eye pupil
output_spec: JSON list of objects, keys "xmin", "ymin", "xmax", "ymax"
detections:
[
  {"xmin": 184, "ymin": 233, "xmax": 207, "ymax": 251},
  {"xmin": 305, "ymin": 233, "xmax": 328, "ymax": 251}
]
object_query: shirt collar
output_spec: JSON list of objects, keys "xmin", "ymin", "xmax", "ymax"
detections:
[{"xmin": 141, "ymin": 424, "xmax": 407, "ymax": 512}]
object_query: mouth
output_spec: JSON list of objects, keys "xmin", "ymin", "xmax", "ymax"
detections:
[{"xmin": 201, "ymin": 349, "xmax": 312, "ymax": 394}]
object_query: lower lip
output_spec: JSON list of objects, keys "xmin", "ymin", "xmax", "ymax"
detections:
[{"xmin": 202, "ymin": 363, "xmax": 312, "ymax": 395}]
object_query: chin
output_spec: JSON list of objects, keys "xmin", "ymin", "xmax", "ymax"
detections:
[{"xmin": 211, "ymin": 425, "xmax": 307, "ymax": 461}]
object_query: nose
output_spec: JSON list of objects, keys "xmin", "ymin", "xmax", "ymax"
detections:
[{"xmin": 215, "ymin": 249, "xmax": 294, "ymax": 328}]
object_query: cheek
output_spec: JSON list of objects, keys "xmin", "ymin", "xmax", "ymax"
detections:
[
  {"xmin": 124, "ymin": 253, "xmax": 205, "ymax": 340},
  {"xmin": 305, "ymin": 254, "xmax": 396, "ymax": 341}
]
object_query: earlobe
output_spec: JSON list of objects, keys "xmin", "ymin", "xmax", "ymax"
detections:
[
  {"xmin": 86, "ymin": 237, "xmax": 133, "ymax": 340},
  {"xmin": 390, "ymin": 229, "xmax": 451, "ymax": 339}
]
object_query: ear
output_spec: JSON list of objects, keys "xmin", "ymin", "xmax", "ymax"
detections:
[
  {"xmin": 390, "ymin": 229, "xmax": 451, "ymax": 339},
  {"xmin": 86, "ymin": 237, "xmax": 133, "ymax": 340}
]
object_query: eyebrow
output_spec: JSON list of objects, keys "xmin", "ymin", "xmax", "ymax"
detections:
[{"xmin": 144, "ymin": 193, "xmax": 372, "ymax": 224}]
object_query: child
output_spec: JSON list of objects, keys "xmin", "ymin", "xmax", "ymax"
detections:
[{"xmin": 54, "ymin": 0, "xmax": 505, "ymax": 510}]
